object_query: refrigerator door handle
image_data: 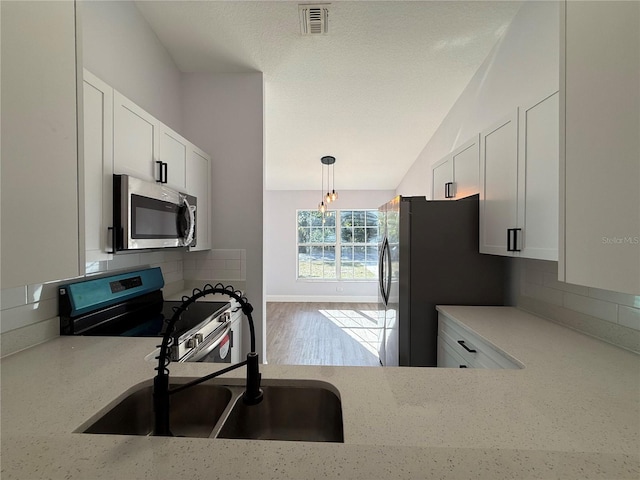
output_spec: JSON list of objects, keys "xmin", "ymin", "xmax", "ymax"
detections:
[
  {"xmin": 378, "ymin": 239, "xmax": 386, "ymax": 299},
  {"xmin": 383, "ymin": 238, "xmax": 391, "ymax": 305}
]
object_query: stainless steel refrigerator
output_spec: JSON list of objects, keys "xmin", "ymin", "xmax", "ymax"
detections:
[{"xmin": 377, "ymin": 195, "xmax": 507, "ymax": 367}]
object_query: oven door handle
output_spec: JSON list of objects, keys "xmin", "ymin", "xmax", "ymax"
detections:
[{"xmin": 182, "ymin": 323, "xmax": 231, "ymax": 362}]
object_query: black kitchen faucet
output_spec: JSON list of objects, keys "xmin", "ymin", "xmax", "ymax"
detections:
[{"xmin": 152, "ymin": 284, "xmax": 263, "ymax": 436}]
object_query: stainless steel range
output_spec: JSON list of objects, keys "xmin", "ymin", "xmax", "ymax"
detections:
[{"xmin": 59, "ymin": 268, "xmax": 233, "ymax": 363}]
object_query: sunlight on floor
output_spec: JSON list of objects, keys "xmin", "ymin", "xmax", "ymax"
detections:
[{"xmin": 318, "ymin": 308, "xmax": 384, "ymax": 357}]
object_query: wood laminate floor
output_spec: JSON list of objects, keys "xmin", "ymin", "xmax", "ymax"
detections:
[{"xmin": 266, "ymin": 302, "xmax": 382, "ymax": 367}]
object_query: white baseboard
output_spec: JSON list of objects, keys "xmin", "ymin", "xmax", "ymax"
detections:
[{"xmin": 266, "ymin": 295, "xmax": 378, "ymax": 303}]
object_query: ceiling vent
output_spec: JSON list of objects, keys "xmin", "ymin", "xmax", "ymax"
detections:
[{"xmin": 299, "ymin": 4, "xmax": 329, "ymax": 35}]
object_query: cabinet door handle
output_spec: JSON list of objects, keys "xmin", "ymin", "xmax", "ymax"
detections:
[
  {"xmin": 107, "ymin": 227, "xmax": 115, "ymax": 254},
  {"xmin": 459, "ymin": 365, "xmax": 468, "ymax": 368},
  {"xmin": 457, "ymin": 340, "xmax": 477, "ymax": 353},
  {"xmin": 155, "ymin": 161, "xmax": 163, "ymax": 183},
  {"xmin": 162, "ymin": 162, "xmax": 168, "ymax": 184},
  {"xmin": 445, "ymin": 182, "xmax": 454, "ymax": 199},
  {"xmin": 513, "ymin": 228, "xmax": 522, "ymax": 252},
  {"xmin": 507, "ymin": 228, "xmax": 522, "ymax": 252}
]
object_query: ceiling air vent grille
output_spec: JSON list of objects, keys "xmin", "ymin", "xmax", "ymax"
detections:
[{"xmin": 299, "ymin": 4, "xmax": 329, "ymax": 35}]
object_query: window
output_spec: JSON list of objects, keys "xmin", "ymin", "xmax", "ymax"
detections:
[{"xmin": 297, "ymin": 209, "xmax": 379, "ymax": 280}]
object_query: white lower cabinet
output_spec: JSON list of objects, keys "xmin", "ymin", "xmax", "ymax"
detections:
[{"xmin": 437, "ymin": 313, "xmax": 519, "ymax": 369}]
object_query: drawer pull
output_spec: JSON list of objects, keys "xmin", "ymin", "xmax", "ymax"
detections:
[
  {"xmin": 457, "ymin": 340, "xmax": 477, "ymax": 353},
  {"xmin": 459, "ymin": 365, "xmax": 468, "ymax": 368}
]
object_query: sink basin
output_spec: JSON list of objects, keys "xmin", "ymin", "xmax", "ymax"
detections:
[
  {"xmin": 216, "ymin": 384, "xmax": 343, "ymax": 442},
  {"xmin": 81, "ymin": 383, "xmax": 232, "ymax": 438},
  {"xmin": 79, "ymin": 379, "xmax": 343, "ymax": 443}
]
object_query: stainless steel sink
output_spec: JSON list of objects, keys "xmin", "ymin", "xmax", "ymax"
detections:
[
  {"xmin": 81, "ymin": 382, "xmax": 232, "ymax": 438},
  {"xmin": 79, "ymin": 379, "xmax": 343, "ymax": 443},
  {"xmin": 216, "ymin": 384, "xmax": 344, "ymax": 442}
]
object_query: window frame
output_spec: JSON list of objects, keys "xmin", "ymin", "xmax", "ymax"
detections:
[{"xmin": 296, "ymin": 208, "xmax": 379, "ymax": 282}]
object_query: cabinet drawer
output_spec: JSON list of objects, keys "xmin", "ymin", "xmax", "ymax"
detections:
[
  {"xmin": 437, "ymin": 336, "xmax": 472, "ymax": 368},
  {"xmin": 438, "ymin": 313, "xmax": 520, "ymax": 369}
]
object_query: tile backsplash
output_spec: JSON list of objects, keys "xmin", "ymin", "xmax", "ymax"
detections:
[
  {"xmin": 183, "ymin": 249, "xmax": 246, "ymax": 282},
  {"xmin": 514, "ymin": 258, "xmax": 640, "ymax": 353},
  {"xmin": 0, "ymin": 250, "xmax": 185, "ymax": 357}
]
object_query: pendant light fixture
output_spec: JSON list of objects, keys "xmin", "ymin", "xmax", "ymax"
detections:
[{"xmin": 318, "ymin": 155, "xmax": 338, "ymax": 213}]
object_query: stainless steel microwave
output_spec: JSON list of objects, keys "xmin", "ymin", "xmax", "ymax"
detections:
[{"xmin": 113, "ymin": 174, "xmax": 197, "ymax": 251}]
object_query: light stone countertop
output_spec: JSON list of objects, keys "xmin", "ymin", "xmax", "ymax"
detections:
[{"xmin": 1, "ymin": 306, "xmax": 638, "ymax": 479}]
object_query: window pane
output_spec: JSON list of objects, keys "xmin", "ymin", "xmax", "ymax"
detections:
[
  {"xmin": 354, "ymin": 263, "xmax": 367, "ymax": 279},
  {"xmin": 310, "ymin": 227, "xmax": 324, "ymax": 243},
  {"xmin": 340, "ymin": 262, "xmax": 354, "ymax": 279},
  {"xmin": 323, "ymin": 211, "xmax": 336, "ymax": 227},
  {"xmin": 323, "ymin": 246, "xmax": 336, "ymax": 278},
  {"xmin": 363, "ymin": 264, "xmax": 377, "ymax": 278},
  {"xmin": 365, "ymin": 211, "xmax": 379, "ymax": 226},
  {"xmin": 353, "ymin": 211, "xmax": 366, "ymax": 226},
  {"xmin": 310, "ymin": 212, "xmax": 324, "ymax": 226},
  {"xmin": 341, "ymin": 246, "xmax": 353, "ymax": 261},
  {"xmin": 354, "ymin": 227, "xmax": 366, "ymax": 243},
  {"xmin": 297, "ymin": 211, "xmax": 311, "ymax": 227},
  {"xmin": 366, "ymin": 245, "xmax": 378, "ymax": 262},
  {"xmin": 298, "ymin": 246, "xmax": 310, "ymax": 277},
  {"xmin": 365, "ymin": 227, "xmax": 378, "ymax": 244},
  {"xmin": 341, "ymin": 227, "xmax": 353, "ymax": 243},
  {"xmin": 340, "ymin": 211, "xmax": 352, "ymax": 227},
  {"xmin": 298, "ymin": 227, "xmax": 310, "ymax": 244},
  {"xmin": 324, "ymin": 227, "xmax": 336, "ymax": 243},
  {"xmin": 354, "ymin": 246, "xmax": 366, "ymax": 262}
]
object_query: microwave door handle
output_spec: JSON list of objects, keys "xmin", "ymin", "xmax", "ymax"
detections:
[{"xmin": 182, "ymin": 196, "xmax": 196, "ymax": 245}]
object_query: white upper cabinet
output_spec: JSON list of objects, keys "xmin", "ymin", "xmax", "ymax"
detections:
[
  {"xmin": 480, "ymin": 92, "xmax": 559, "ymax": 260},
  {"xmin": 451, "ymin": 135, "xmax": 480, "ymax": 200},
  {"xmin": 84, "ymin": 73, "xmax": 212, "ymax": 255},
  {"xmin": 113, "ymin": 91, "xmax": 160, "ymax": 183},
  {"xmin": 83, "ymin": 70, "xmax": 114, "ymax": 263},
  {"xmin": 431, "ymin": 157, "xmax": 453, "ymax": 200},
  {"xmin": 186, "ymin": 144, "xmax": 212, "ymax": 251},
  {"xmin": 431, "ymin": 135, "xmax": 480, "ymax": 201},
  {"xmin": 159, "ymin": 127, "xmax": 188, "ymax": 191},
  {"xmin": 560, "ymin": 1, "xmax": 640, "ymax": 294},
  {"xmin": 479, "ymin": 111, "xmax": 519, "ymax": 256},
  {"xmin": 1, "ymin": 1, "xmax": 80, "ymax": 288},
  {"xmin": 517, "ymin": 92, "xmax": 559, "ymax": 261}
]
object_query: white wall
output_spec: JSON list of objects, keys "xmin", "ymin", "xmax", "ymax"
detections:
[
  {"xmin": 181, "ymin": 73, "xmax": 265, "ymax": 359},
  {"xmin": 397, "ymin": 1, "xmax": 560, "ymax": 198},
  {"xmin": 81, "ymin": 0, "xmax": 183, "ymax": 132},
  {"xmin": 265, "ymin": 190, "xmax": 396, "ymax": 301}
]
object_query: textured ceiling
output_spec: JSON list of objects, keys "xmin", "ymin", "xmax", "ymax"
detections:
[{"xmin": 135, "ymin": 1, "xmax": 522, "ymax": 190}]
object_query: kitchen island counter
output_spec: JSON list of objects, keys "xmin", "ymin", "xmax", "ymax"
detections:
[{"xmin": 1, "ymin": 306, "xmax": 638, "ymax": 479}]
